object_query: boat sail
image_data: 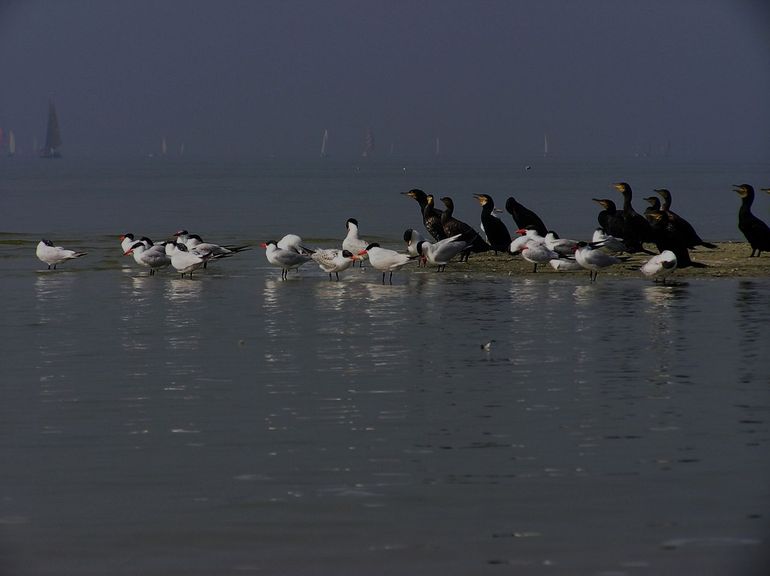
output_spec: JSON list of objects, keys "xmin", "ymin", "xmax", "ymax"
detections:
[
  {"xmin": 320, "ymin": 129, "xmax": 329, "ymax": 158},
  {"xmin": 161, "ymin": 137, "xmax": 168, "ymax": 156},
  {"xmin": 361, "ymin": 127, "xmax": 374, "ymax": 158},
  {"xmin": 8, "ymin": 130, "xmax": 16, "ymax": 156},
  {"xmin": 543, "ymin": 133, "xmax": 548, "ymax": 159},
  {"xmin": 40, "ymin": 99, "xmax": 62, "ymax": 158}
]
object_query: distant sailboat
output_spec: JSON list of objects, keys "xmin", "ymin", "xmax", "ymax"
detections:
[
  {"xmin": 8, "ymin": 130, "xmax": 16, "ymax": 156},
  {"xmin": 40, "ymin": 99, "xmax": 62, "ymax": 158},
  {"xmin": 543, "ymin": 133, "xmax": 549, "ymax": 159},
  {"xmin": 179, "ymin": 142, "xmax": 185, "ymax": 157},
  {"xmin": 435, "ymin": 136, "xmax": 440, "ymax": 157},
  {"xmin": 320, "ymin": 129, "xmax": 329, "ymax": 158},
  {"xmin": 161, "ymin": 137, "xmax": 168, "ymax": 156},
  {"xmin": 362, "ymin": 127, "xmax": 374, "ymax": 158}
]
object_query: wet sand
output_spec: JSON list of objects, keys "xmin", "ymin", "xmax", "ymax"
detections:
[{"xmin": 454, "ymin": 242, "xmax": 770, "ymax": 278}]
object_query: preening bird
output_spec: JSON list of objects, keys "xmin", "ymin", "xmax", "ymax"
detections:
[{"xmin": 36, "ymin": 239, "xmax": 87, "ymax": 270}]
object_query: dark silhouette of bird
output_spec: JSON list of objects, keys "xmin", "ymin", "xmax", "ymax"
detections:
[
  {"xmin": 438, "ymin": 195, "xmax": 490, "ymax": 261},
  {"xmin": 613, "ymin": 182, "xmax": 654, "ymax": 252},
  {"xmin": 504, "ymin": 196, "xmax": 547, "ymax": 236},
  {"xmin": 401, "ymin": 188, "xmax": 446, "ymax": 241},
  {"xmin": 473, "ymin": 194, "xmax": 511, "ymax": 254},
  {"xmin": 592, "ymin": 198, "xmax": 626, "ymax": 239},
  {"xmin": 654, "ymin": 188, "xmax": 716, "ymax": 249},
  {"xmin": 646, "ymin": 210, "xmax": 705, "ymax": 268},
  {"xmin": 734, "ymin": 184, "xmax": 770, "ymax": 257}
]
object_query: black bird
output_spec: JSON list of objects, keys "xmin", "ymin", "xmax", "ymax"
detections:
[
  {"xmin": 504, "ymin": 196, "xmax": 547, "ymax": 237},
  {"xmin": 401, "ymin": 188, "xmax": 446, "ymax": 241},
  {"xmin": 613, "ymin": 182, "xmax": 654, "ymax": 252},
  {"xmin": 734, "ymin": 184, "xmax": 770, "ymax": 257},
  {"xmin": 473, "ymin": 194, "xmax": 511, "ymax": 254},
  {"xmin": 643, "ymin": 196, "xmax": 662, "ymax": 220},
  {"xmin": 592, "ymin": 198, "xmax": 626, "ymax": 239},
  {"xmin": 646, "ymin": 210, "xmax": 705, "ymax": 268},
  {"xmin": 438, "ymin": 196, "xmax": 490, "ymax": 261},
  {"xmin": 654, "ymin": 189, "xmax": 716, "ymax": 249}
]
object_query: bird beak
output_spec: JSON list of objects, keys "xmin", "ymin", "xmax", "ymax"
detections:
[
  {"xmin": 259, "ymin": 242, "xmax": 267, "ymax": 248},
  {"xmin": 357, "ymin": 249, "xmax": 367, "ymax": 256},
  {"xmin": 123, "ymin": 250, "xmax": 132, "ymax": 256}
]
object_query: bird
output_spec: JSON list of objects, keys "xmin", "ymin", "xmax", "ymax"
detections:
[
  {"xmin": 510, "ymin": 227, "xmax": 545, "ymax": 254},
  {"xmin": 357, "ymin": 243, "xmax": 416, "ymax": 284},
  {"xmin": 592, "ymin": 198, "xmax": 626, "ymax": 240},
  {"xmin": 574, "ymin": 241, "xmax": 623, "ymax": 282},
  {"xmin": 416, "ymin": 233, "xmax": 471, "ymax": 272},
  {"xmin": 124, "ymin": 241, "xmax": 171, "ymax": 275},
  {"xmin": 591, "ymin": 228, "xmax": 627, "ymax": 254},
  {"xmin": 473, "ymin": 193, "xmax": 511, "ymax": 254},
  {"xmin": 520, "ymin": 240, "xmax": 559, "ymax": 272},
  {"xmin": 401, "ymin": 188, "xmax": 446, "ymax": 241},
  {"xmin": 544, "ymin": 231, "xmax": 579, "ymax": 257},
  {"xmin": 439, "ymin": 195, "xmax": 490, "ymax": 260},
  {"xmin": 120, "ymin": 233, "xmax": 141, "ymax": 253},
  {"xmin": 613, "ymin": 182, "xmax": 654, "ymax": 252},
  {"xmin": 654, "ymin": 189, "xmax": 716, "ymax": 249},
  {"xmin": 403, "ymin": 228, "xmax": 428, "ymax": 266},
  {"xmin": 261, "ymin": 240, "xmax": 313, "ymax": 279},
  {"xmin": 277, "ymin": 234, "xmax": 310, "ymax": 254},
  {"xmin": 480, "ymin": 339, "xmax": 495, "ymax": 351},
  {"xmin": 343, "ymin": 218, "xmax": 369, "ymax": 265},
  {"xmin": 645, "ymin": 210, "xmax": 705, "ymax": 268},
  {"xmin": 504, "ymin": 196, "xmax": 547, "ymax": 237},
  {"xmin": 169, "ymin": 243, "xmax": 213, "ymax": 277},
  {"xmin": 549, "ymin": 257, "xmax": 584, "ymax": 271},
  {"xmin": 184, "ymin": 233, "xmax": 251, "ymax": 258},
  {"xmin": 640, "ymin": 250, "xmax": 678, "ymax": 283},
  {"xmin": 734, "ymin": 184, "xmax": 770, "ymax": 257},
  {"xmin": 311, "ymin": 248, "xmax": 357, "ymax": 280},
  {"xmin": 36, "ymin": 239, "xmax": 87, "ymax": 270}
]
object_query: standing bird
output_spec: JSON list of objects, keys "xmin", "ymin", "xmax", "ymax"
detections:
[
  {"xmin": 125, "ymin": 241, "xmax": 171, "ymax": 275},
  {"xmin": 473, "ymin": 194, "xmax": 511, "ymax": 254},
  {"xmin": 403, "ymin": 228, "xmax": 428, "ymax": 266},
  {"xmin": 261, "ymin": 240, "xmax": 313, "ymax": 279},
  {"xmin": 592, "ymin": 198, "xmax": 626, "ymax": 239},
  {"xmin": 520, "ymin": 240, "xmax": 559, "ymax": 273},
  {"xmin": 169, "ymin": 243, "xmax": 213, "ymax": 277},
  {"xmin": 734, "ymin": 184, "xmax": 770, "ymax": 257},
  {"xmin": 504, "ymin": 196, "xmax": 547, "ymax": 237},
  {"xmin": 311, "ymin": 248, "xmax": 357, "ymax": 280},
  {"xmin": 613, "ymin": 182, "xmax": 653, "ymax": 252},
  {"xmin": 640, "ymin": 250, "xmax": 678, "ymax": 283},
  {"xmin": 357, "ymin": 243, "xmax": 415, "ymax": 284},
  {"xmin": 401, "ymin": 188, "xmax": 446, "ymax": 241},
  {"xmin": 438, "ymin": 196, "xmax": 490, "ymax": 261},
  {"xmin": 416, "ymin": 233, "xmax": 470, "ymax": 272},
  {"xmin": 36, "ymin": 239, "xmax": 87, "ymax": 270},
  {"xmin": 343, "ymin": 218, "xmax": 369, "ymax": 265},
  {"xmin": 574, "ymin": 241, "xmax": 623, "ymax": 282},
  {"xmin": 654, "ymin": 189, "xmax": 716, "ymax": 249},
  {"xmin": 644, "ymin": 211, "xmax": 704, "ymax": 268}
]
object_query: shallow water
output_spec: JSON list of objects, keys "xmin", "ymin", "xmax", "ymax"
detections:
[{"xmin": 1, "ymin": 160, "xmax": 769, "ymax": 575}]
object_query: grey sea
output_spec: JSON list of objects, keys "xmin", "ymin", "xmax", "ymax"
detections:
[{"xmin": 1, "ymin": 158, "xmax": 769, "ymax": 575}]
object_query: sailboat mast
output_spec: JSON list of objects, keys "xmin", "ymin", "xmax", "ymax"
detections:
[
  {"xmin": 41, "ymin": 99, "xmax": 62, "ymax": 157},
  {"xmin": 543, "ymin": 133, "xmax": 548, "ymax": 158}
]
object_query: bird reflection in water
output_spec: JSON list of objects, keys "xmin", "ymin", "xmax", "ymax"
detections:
[{"xmin": 164, "ymin": 277, "xmax": 204, "ymax": 351}]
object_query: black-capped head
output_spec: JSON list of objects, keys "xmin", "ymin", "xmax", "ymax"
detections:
[
  {"xmin": 130, "ymin": 241, "xmax": 145, "ymax": 250},
  {"xmin": 120, "ymin": 233, "xmax": 134, "ymax": 241},
  {"xmin": 188, "ymin": 234, "xmax": 203, "ymax": 242},
  {"xmin": 139, "ymin": 236, "xmax": 154, "ymax": 245},
  {"xmin": 403, "ymin": 228, "xmax": 415, "ymax": 242},
  {"xmin": 41, "ymin": 239, "xmax": 53, "ymax": 246},
  {"xmin": 341, "ymin": 250, "xmax": 353, "ymax": 258},
  {"xmin": 416, "ymin": 240, "xmax": 426, "ymax": 255},
  {"xmin": 174, "ymin": 229, "xmax": 188, "ymax": 237},
  {"xmin": 175, "ymin": 243, "xmax": 189, "ymax": 252},
  {"xmin": 364, "ymin": 242, "xmax": 379, "ymax": 251},
  {"xmin": 346, "ymin": 218, "xmax": 359, "ymax": 228}
]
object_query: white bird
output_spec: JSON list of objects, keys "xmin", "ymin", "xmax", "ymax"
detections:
[
  {"xmin": 36, "ymin": 239, "xmax": 87, "ymax": 270},
  {"xmin": 520, "ymin": 240, "xmax": 559, "ymax": 272},
  {"xmin": 403, "ymin": 228, "xmax": 427, "ymax": 266},
  {"xmin": 510, "ymin": 228, "xmax": 544, "ymax": 254},
  {"xmin": 170, "ymin": 243, "xmax": 213, "ymax": 277},
  {"xmin": 261, "ymin": 240, "xmax": 313, "ymax": 280},
  {"xmin": 311, "ymin": 248, "xmax": 357, "ymax": 280},
  {"xmin": 549, "ymin": 257, "xmax": 584, "ymax": 271},
  {"xmin": 343, "ymin": 218, "xmax": 369, "ymax": 264},
  {"xmin": 125, "ymin": 241, "xmax": 171, "ymax": 275},
  {"xmin": 185, "ymin": 234, "xmax": 250, "ymax": 258},
  {"xmin": 640, "ymin": 250, "xmax": 678, "ymax": 282},
  {"xmin": 591, "ymin": 228, "xmax": 627, "ymax": 254},
  {"xmin": 574, "ymin": 241, "xmax": 624, "ymax": 282},
  {"xmin": 357, "ymin": 243, "xmax": 415, "ymax": 284},
  {"xmin": 417, "ymin": 233, "xmax": 471, "ymax": 272},
  {"xmin": 277, "ymin": 234, "xmax": 310, "ymax": 255},
  {"xmin": 544, "ymin": 231, "xmax": 579, "ymax": 257}
]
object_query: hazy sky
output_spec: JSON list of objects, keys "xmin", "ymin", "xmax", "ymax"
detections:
[{"xmin": 0, "ymin": 0, "xmax": 768, "ymax": 160}]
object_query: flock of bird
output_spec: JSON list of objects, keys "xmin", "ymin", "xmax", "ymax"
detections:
[{"xmin": 34, "ymin": 183, "xmax": 770, "ymax": 284}]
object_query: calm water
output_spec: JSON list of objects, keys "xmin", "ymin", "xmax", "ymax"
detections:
[{"xmin": 1, "ymin": 159, "xmax": 769, "ymax": 575}]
